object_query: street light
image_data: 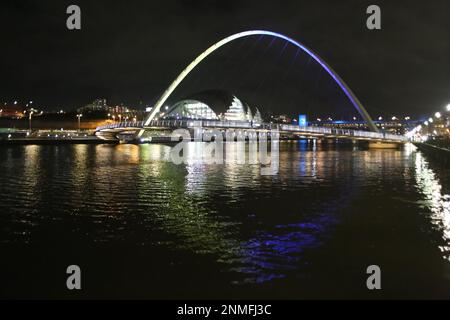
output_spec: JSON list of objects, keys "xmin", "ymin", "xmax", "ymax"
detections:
[
  {"xmin": 76, "ymin": 113, "xmax": 83, "ymax": 131},
  {"xmin": 28, "ymin": 109, "xmax": 36, "ymax": 132},
  {"xmin": 428, "ymin": 117, "xmax": 433, "ymax": 123},
  {"xmin": 435, "ymin": 112, "xmax": 441, "ymax": 118},
  {"xmin": 446, "ymin": 104, "xmax": 450, "ymax": 112}
]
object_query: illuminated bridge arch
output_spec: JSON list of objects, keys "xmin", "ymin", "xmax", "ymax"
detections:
[{"xmin": 140, "ymin": 30, "xmax": 378, "ymax": 136}]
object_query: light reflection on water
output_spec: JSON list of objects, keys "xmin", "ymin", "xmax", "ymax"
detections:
[
  {"xmin": 0, "ymin": 142, "xmax": 449, "ymax": 287},
  {"xmin": 413, "ymin": 148, "xmax": 450, "ymax": 260}
]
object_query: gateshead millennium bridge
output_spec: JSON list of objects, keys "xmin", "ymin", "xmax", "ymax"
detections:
[{"xmin": 95, "ymin": 30, "xmax": 407, "ymax": 146}]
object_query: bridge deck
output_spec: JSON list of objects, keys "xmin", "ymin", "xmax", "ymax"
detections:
[{"xmin": 96, "ymin": 120, "xmax": 407, "ymax": 143}]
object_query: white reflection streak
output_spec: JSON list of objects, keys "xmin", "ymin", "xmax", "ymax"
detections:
[{"xmin": 415, "ymin": 152, "xmax": 450, "ymax": 259}]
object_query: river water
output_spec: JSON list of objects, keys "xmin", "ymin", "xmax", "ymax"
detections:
[{"xmin": 0, "ymin": 141, "xmax": 449, "ymax": 298}]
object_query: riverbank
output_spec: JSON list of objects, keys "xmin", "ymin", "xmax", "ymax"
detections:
[
  {"xmin": 0, "ymin": 137, "xmax": 117, "ymax": 145},
  {"xmin": 413, "ymin": 142, "xmax": 450, "ymax": 165}
]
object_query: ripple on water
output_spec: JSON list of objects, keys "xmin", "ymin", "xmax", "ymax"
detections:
[{"xmin": 0, "ymin": 142, "xmax": 449, "ymax": 286}]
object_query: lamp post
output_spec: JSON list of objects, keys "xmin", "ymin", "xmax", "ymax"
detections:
[
  {"xmin": 29, "ymin": 110, "xmax": 34, "ymax": 132},
  {"xmin": 77, "ymin": 113, "xmax": 83, "ymax": 131}
]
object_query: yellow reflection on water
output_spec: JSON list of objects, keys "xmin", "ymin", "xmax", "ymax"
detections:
[
  {"xmin": 23, "ymin": 145, "xmax": 40, "ymax": 183},
  {"xmin": 116, "ymin": 144, "xmax": 140, "ymax": 164}
]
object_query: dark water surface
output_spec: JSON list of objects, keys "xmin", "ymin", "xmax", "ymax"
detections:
[{"xmin": 0, "ymin": 141, "xmax": 449, "ymax": 299}]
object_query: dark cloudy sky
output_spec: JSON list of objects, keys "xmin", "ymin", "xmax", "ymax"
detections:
[{"xmin": 1, "ymin": 0, "xmax": 449, "ymax": 118}]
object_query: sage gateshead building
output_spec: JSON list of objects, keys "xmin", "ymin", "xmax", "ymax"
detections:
[{"xmin": 159, "ymin": 90, "xmax": 263, "ymax": 124}]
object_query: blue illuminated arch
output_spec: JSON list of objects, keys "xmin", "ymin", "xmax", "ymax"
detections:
[{"xmin": 140, "ymin": 30, "xmax": 378, "ymax": 135}]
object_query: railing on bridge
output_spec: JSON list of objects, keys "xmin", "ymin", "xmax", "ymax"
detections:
[
  {"xmin": 96, "ymin": 120, "xmax": 407, "ymax": 142},
  {"xmin": 95, "ymin": 119, "xmax": 258, "ymax": 131},
  {"xmin": 96, "ymin": 121, "xmax": 145, "ymax": 131},
  {"xmin": 279, "ymin": 124, "xmax": 407, "ymax": 142}
]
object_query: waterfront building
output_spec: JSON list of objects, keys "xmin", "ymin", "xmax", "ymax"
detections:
[{"xmin": 161, "ymin": 90, "xmax": 263, "ymax": 124}]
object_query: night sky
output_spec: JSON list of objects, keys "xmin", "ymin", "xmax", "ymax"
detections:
[{"xmin": 1, "ymin": 0, "xmax": 449, "ymax": 118}]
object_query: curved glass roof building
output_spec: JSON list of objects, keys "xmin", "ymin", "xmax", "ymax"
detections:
[{"xmin": 161, "ymin": 90, "xmax": 263, "ymax": 123}]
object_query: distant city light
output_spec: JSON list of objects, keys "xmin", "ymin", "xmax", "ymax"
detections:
[
  {"xmin": 146, "ymin": 107, "xmax": 153, "ymax": 112},
  {"xmin": 435, "ymin": 112, "xmax": 441, "ymax": 118},
  {"xmin": 428, "ymin": 117, "xmax": 433, "ymax": 123},
  {"xmin": 391, "ymin": 116, "xmax": 397, "ymax": 120},
  {"xmin": 447, "ymin": 104, "xmax": 450, "ymax": 112},
  {"xmin": 404, "ymin": 116, "xmax": 410, "ymax": 120},
  {"xmin": 14, "ymin": 101, "xmax": 17, "ymax": 105},
  {"xmin": 424, "ymin": 121, "xmax": 429, "ymax": 126},
  {"xmin": 378, "ymin": 116, "xmax": 383, "ymax": 121}
]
